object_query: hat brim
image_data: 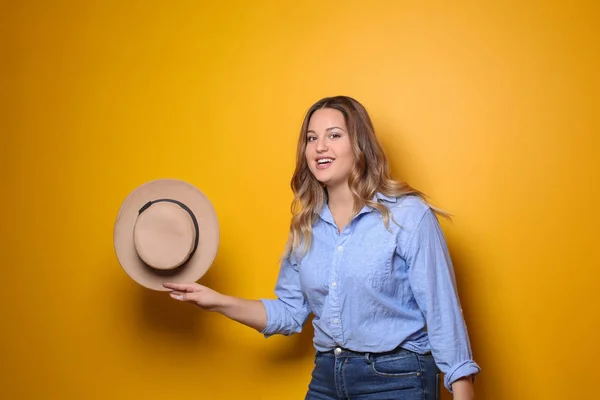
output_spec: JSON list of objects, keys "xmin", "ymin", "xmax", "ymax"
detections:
[{"xmin": 113, "ymin": 179, "xmax": 219, "ymax": 291}]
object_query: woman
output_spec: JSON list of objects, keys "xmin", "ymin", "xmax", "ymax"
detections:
[{"xmin": 164, "ymin": 96, "xmax": 480, "ymax": 399}]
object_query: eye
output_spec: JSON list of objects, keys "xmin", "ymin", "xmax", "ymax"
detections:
[
  {"xmin": 329, "ymin": 132, "xmax": 341, "ymax": 139},
  {"xmin": 307, "ymin": 136, "xmax": 317, "ymax": 142}
]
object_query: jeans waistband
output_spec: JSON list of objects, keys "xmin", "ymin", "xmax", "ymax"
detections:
[{"xmin": 317, "ymin": 345, "xmax": 414, "ymax": 359}]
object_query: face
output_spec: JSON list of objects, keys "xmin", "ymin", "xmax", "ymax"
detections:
[{"xmin": 305, "ymin": 108, "xmax": 354, "ymax": 188}]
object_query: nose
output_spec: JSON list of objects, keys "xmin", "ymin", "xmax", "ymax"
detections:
[{"xmin": 316, "ymin": 136, "xmax": 328, "ymax": 153}]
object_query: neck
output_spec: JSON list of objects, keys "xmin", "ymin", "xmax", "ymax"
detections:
[{"xmin": 326, "ymin": 183, "xmax": 354, "ymax": 210}]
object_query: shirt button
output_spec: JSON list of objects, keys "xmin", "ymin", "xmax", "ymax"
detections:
[
  {"xmin": 331, "ymin": 282, "xmax": 337, "ymax": 287},
  {"xmin": 333, "ymin": 319, "xmax": 339, "ymax": 324},
  {"xmin": 337, "ymin": 246, "xmax": 343, "ymax": 251},
  {"xmin": 334, "ymin": 347, "xmax": 342, "ymax": 355}
]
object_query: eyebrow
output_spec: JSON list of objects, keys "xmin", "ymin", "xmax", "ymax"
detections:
[{"xmin": 307, "ymin": 126, "xmax": 346, "ymax": 134}]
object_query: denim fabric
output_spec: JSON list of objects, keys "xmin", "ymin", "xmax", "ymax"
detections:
[
  {"xmin": 261, "ymin": 194, "xmax": 480, "ymax": 392},
  {"xmin": 305, "ymin": 347, "xmax": 440, "ymax": 400}
]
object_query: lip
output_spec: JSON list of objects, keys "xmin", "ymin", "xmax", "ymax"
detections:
[{"xmin": 315, "ymin": 157, "xmax": 335, "ymax": 170}]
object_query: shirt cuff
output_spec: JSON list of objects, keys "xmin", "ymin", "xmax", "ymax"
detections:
[
  {"xmin": 444, "ymin": 359, "xmax": 481, "ymax": 392},
  {"xmin": 259, "ymin": 299, "xmax": 278, "ymax": 337}
]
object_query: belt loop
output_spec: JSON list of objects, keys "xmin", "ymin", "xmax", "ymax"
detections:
[{"xmin": 364, "ymin": 352, "xmax": 371, "ymax": 364}]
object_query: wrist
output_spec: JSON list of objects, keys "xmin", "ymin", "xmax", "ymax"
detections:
[{"xmin": 211, "ymin": 293, "xmax": 233, "ymax": 313}]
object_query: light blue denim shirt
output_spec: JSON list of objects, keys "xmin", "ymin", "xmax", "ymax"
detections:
[{"xmin": 260, "ymin": 193, "xmax": 480, "ymax": 391}]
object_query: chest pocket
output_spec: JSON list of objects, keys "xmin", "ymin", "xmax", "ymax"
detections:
[{"xmin": 343, "ymin": 231, "xmax": 396, "ymax": 289}]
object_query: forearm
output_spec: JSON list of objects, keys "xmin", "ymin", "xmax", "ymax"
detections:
[
  {"xmin": 213, "ymin": 294, "xmax": 268, "ymax": 332},
  {"xmin": 451, "ymin": 376, "xmax": 475, "ymax": 399}
]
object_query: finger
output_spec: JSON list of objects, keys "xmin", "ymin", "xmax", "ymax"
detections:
[
  {"xmin": 162, "ymin": 282, "xmax": 196, "ymax": 292},
  {"xmin": 169, "ymin": 291, "xmax": 188, "ymax": 301},
  {"xmin": 169, "ymin": 290, "xmax": 201, "ymax": 302}
]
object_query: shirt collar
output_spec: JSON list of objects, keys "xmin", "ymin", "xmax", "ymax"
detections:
[
  {"xmin": 374, "ymin": 192, "xmax": 397, "ymax": 203},
  {"xmin": 317, "ymin": 192, "xmax": 397, "ymax": 225}
]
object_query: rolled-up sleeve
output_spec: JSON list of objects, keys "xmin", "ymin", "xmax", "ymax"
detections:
[
  {"xmin": 260, "ymin": 255, "xmax": 311, "ymax": 337},
  {"xmin": 404, "ymin": 208, "xmax": 481, "ymax": 392}
]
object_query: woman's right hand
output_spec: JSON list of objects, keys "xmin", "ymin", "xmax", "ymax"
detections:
[{"xmin": 162, "ymin": 282, "xmax": 225, "ymax": 311}]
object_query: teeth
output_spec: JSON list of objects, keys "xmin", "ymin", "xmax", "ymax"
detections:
[{"xmin": 317, "ymin": 158, "xmax": 333, "ymax": 164}]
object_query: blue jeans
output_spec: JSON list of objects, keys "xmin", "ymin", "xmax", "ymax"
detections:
[{"xmin": 305, "ymin": 347, "xmax": 440, "ymax": 400}]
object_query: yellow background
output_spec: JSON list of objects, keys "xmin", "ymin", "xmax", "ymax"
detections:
[{"xmin": 2, "ymin": 1, "xmax": 598, "ymax": 399}]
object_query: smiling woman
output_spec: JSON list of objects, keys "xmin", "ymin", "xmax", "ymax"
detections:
[
  {"xmin": 164, "ymin": 96, "xmax": 480, "ymax": 400},
  {"xmin": 305, "ymin": 109, "xmax": 354, "ymax": 188},
  {"xmin": 285, "ymin": 96, "xmax": 447, "ymax": 255}
]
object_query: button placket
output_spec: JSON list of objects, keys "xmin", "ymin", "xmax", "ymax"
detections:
[{"xmin": 329, "ymin": 229, "xmax": 349, "ymax": 339}]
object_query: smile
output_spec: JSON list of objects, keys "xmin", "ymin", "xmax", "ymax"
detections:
[{"xmin": 316, "ymin": 158, "xmax": 334, "ymax": 170}]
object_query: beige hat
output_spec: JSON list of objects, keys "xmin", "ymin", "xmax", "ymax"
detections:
[{"xmin": 113, "ymin": 179, "xmax": 219, "ymax": 291}]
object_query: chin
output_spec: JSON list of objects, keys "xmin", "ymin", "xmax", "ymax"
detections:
[
  {"xmin": 311, "ymin": 175, "xmax": 328, "ymax": 185},
  {"xmin": 310, "ymin": 171, "xmax": 330, "ymax": 183},
  {"xmin": 317, "ymin": 177, "xmax": 341, "ymax": 189},
  {"xmin": 309, "ymin": 169, "xmax": 346, "ymax": 188}
]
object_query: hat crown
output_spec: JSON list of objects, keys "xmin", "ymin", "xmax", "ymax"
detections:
[
  {"xmin": 114, "ymin": 178, "xmax": 219, "ymax": 291},
  {"xmin": 133, "ymin": 201, "xmax": 197, "ymax": 271}
]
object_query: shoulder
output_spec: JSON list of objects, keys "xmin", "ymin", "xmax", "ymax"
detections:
[
  {"xmin": 384, "ymin": 195, "xmax": 450, "ymax": 260},
  {"xmin": 386, "ymin": 194, "xmax": 432, "ymax": 228},
  {"xmin": 384, "ymin": 195, "xmax": 444, "ymax": 249}
]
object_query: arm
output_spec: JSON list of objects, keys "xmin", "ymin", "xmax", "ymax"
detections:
[
  {"xmin": 163, "ymin": 255, "xmax": 311, "ymax": 336},
  {"xmin": 451, "ymin": 377, "xmax": 475, "ymax": 399},
  {"xmin": 214, "ymin": 296, "xmax": 268, "ymax": 332},
  {"xmin": 162, "ymin": 282, "xmax": 268, "ymax": 332},
  {"xmin": 402, "ymin": 208, "xmax": 481, "ymax": 395}
]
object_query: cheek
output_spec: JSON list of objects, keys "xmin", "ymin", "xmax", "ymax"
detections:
[
  {"xmin": 342, "ymin": 149, "xmax": 357, "ymax": 174},
  {"xmin": 334, "ymin": 151, "xmax": 354, "ymax": 176},
  {"xmin": 304, "ymin": 148, "xmax": 312, "ymax": 163},
  {"xmin": 340, "ymin": 157, "xmax": 354, "ymax": 173},
  {"xmin": 339, "ymin": 143, "xmax": 354, "ymax": 165},
  {"xmin": 305, "ymin": 148, "xmax": 316, "ymax": 170}
]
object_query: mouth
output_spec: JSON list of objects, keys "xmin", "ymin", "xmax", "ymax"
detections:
[{"xmin": 315, "ymin": 157, "xmax": 334, "ymax": 170}]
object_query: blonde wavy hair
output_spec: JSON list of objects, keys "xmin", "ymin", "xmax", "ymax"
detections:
[{"xmin": 283, "ymin": 95, "xmax": 448, "ymax": 259}]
